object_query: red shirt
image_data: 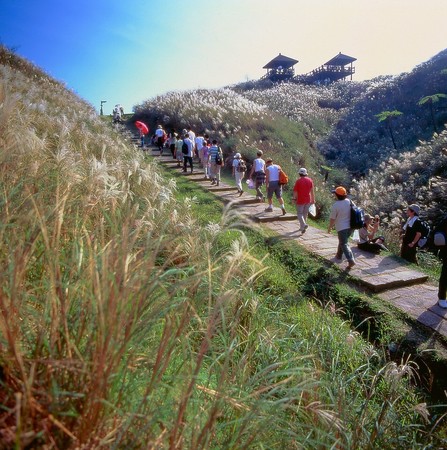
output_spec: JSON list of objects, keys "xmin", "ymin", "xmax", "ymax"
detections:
[{"xmin": 293, "ymin": 177, "xmax": 314, "ymax": 205}]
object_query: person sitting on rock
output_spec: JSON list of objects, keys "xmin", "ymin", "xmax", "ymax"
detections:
[{"xmin": 357, "ymin": 214, "xmax": 388, "ymax": 254}]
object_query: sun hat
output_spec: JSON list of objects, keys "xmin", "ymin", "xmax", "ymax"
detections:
[
  {"xmin": 234, "ymin": 153, "xmax": 241, "ymax": 158},
  {"xmin": 407, "ymin": 204, "xmax": 420, "ymax": 215},
  {"xmin": 298, "ymin": 168, "xmax": 308, "ymax": 176},
  {"xmin": 334, "ymin": 186, "xmax": 347, "ymax": 196}
]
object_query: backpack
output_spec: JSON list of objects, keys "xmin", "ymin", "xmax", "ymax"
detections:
[
  {"xmin": 350, "ymin": 200, "xmax": 365, "ymax": 230},
  {"xmin": 237, "ymin": 160, "xmax": 247, "ymax": 172},
  {"xmin": 182, "ymin": 141, "xmax": 189, "ymax": 155},
  {"xmin": 215, "ymin": 148, "xmax": 223, "ymax": 165},
  {"xmin": 278, "ymin": 167, "xmax": 289, "ymax": 185},
  {"xmin": 434, "ymin": 231, "xmax": 446, "ymax": 247},
  {"xmin": 417, "ymin": 220, "xmax": 431, "ymax": 248}
]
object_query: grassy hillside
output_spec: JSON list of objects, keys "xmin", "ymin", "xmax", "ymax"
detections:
[{"xmin": 1, "ymin": 45, "xmax": 447, "ymax": 448}]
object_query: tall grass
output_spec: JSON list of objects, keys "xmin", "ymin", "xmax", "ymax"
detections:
[{"xmin": 0, "ymin": 46, "xmax": 445, "ymax": 448}]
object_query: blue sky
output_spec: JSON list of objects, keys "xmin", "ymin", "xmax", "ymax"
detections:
[{"xmin": 2, "ymin": 0, "xmax": 446, "ymax": 114}]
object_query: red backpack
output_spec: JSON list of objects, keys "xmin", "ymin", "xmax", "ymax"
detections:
[{"xmin": 278, "ymin": 167, "xmax": 289, "ymax": 185}]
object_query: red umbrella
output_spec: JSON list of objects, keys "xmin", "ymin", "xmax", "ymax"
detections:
[{"xmin": 135, "ymin": 121, "xmax": 149, "ymax": 135}]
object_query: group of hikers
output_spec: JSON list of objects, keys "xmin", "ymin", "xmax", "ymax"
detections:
[
  {"xmin": 143, "ymin": 124, "xmax": 447, "ymax": 310},
  {"xmin": 148, "ymin": 125, "xmax": 225, "ymax": 186},
  {"xmin": 112, "ymin": 104, "xmax": 124, "ymax": 124}
]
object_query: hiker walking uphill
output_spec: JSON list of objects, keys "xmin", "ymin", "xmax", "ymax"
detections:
[
  {"xmin": 167, "ymin": 129, "xmax": 177, "ymax": 159},
  {"xmin": 182, "ymin": 133, "xmax": 195, "ymax": 173},
  {"xmin": 264, "ymin": 158, "xmax": 286, "ymax": 215},
  {"xmin": 195, "ymin": 132, "xmax": 205, "ymax": 164},
  {"xmin": 201, "ymin": 140, "xmax": 210, "ymax": 179},
  {"xmin": 292, "ymin": 167, "xmax": 315, "ymax": 234},
  {"xmin": 249, "ymin": 150, "xmax": 266, "ymax": 202},
  {"xmin": 401, "ymin": 204, "xmax": 425, "ymax": 264},
  {"xmin": 187, "ymin": 126, "xmax": 196, "ymax": 157},
  {"xmin": 327, "ymin": 186, "xmax": 356, "ymax": 270},
  {"xmin": 232, "ymin": 153, "xmax": 246, "ymax": 196},
  {"xmin": 208, "ymin": 140, "xmax": 223, "ymax": 186},
  {"xmin": 154, "ymin": 125, "xmax": 166, "ymax": 155},
  {"xmin": 175, "ymin": 136, "xmax": 184, "ymax": 167}
]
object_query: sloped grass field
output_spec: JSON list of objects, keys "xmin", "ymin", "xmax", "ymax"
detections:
[{"xmin": 1, "ymin": 46, "xmax": 447, "ymax": 448}]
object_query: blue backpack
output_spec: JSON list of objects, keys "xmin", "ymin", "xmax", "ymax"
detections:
[{"xmin": 350, "ymin": 201, "xmax": 365, "ymax": 230}]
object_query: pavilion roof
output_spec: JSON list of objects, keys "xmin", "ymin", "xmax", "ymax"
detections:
[
  {"xmin": 324, "ymin": 52, "xmax": 357, "ymax": 66},
  {"xmin": 263, "ymin": 53, "xmax": 299, "ymax": 69}
]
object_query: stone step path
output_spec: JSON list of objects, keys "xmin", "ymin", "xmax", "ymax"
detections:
[{"xmin": 146, "ymin": 145, "xmax": 447, "ymax": 338}]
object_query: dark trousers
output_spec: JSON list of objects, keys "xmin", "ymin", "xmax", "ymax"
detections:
[
  {"xmin": 439, "ymin": 257, "xmax": 447, "ymax": 300},
  {"xmin": 401, "ymin": 243, "xmax": 418, "ymax": 264},
  {"xmin": 358, "ymin": 237, "xmax": 385, "ymax": 254},
  {"xmin": 183, "ymin": 156, "xmax": 193, "ymax": 172}
]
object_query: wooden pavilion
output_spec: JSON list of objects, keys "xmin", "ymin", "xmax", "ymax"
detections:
[
  {"xmin": 261, "ymin": 53, "xmax": 299, "ymax": 82},
  {"xmin": 298, "ymin": 52, "xmax": 356, "ymax": 84}
]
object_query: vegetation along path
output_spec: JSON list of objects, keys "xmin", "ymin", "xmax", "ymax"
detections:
[{"xmin": 148, "ymin": 148, "xmax": 447, "ymax": 342}]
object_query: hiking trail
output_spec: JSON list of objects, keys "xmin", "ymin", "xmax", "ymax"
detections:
[{"xmin": 127, "ymin": 132, "xmax": 447, "ymax": 340}]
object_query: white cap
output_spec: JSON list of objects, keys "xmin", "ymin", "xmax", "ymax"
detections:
[
  {"xmin": 234, "ymin": 153, "xmax": 241, "ymax": 158},
  {"xmin": 298, "ymin": 168, "xmax": 308, "ymax": 176}
]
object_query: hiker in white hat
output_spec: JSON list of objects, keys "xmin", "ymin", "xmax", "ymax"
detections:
[
  {"xmin": 292, "ymin": 167, "xmax": 315, "ymax": 234},
  {"xmin": 232, "ymin": 153, "xmax": 246, "ymax": 196}
]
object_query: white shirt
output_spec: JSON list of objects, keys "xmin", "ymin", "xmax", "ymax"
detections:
[
  {"xmin": 253, "ymin": 158, "xmax": 265, "ymax": 172},
  {"xmin": 330, "ymin": 198, "xmax": 351, "ymax": 232},
  {"xmin": 266, "ymin": 164, "xmax": 280, "ymax": 182},
  {"xmin": 195, "ymin": 136, "xmax": 204, "ymax": 150}
]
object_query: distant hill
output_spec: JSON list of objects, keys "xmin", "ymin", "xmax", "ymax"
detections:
[{"xmin": 317, "ymin": 49, "xmax": 447, "ymax": 176}]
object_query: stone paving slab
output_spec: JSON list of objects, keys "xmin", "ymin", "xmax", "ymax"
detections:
[
  {"xmin": 151, "ymin": 150, "xmax": 447, "ymax": 338},
  {"xmin": 379, "ymin": 284, "xmax": 447, "ymax": 335},
  {"xmin": 209, "ymin": 186, "xmax": 238, "ymax": 193},
  {"xmin": 263, "ymin": 219, "xmax": 429, "ymax": 291}
]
